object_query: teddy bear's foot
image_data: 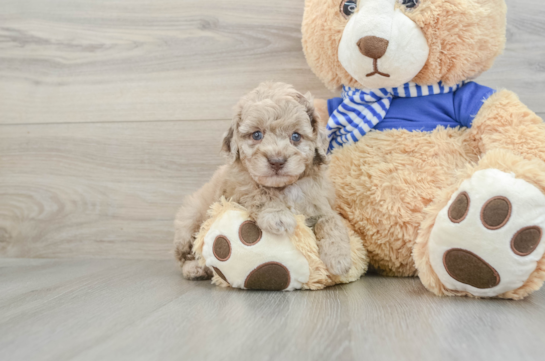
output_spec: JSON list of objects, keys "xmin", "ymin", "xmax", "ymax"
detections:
[
  {"xmin": 418, "ymin": 166, "xmax": 545, "ymax": 299},
  {"xmin": 201, "ymin": 209, "xmax": 311, "ymax": 291}
]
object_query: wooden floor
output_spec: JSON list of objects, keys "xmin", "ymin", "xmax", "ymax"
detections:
[
  {"xmin": 1, "ymin": 258, "xmax": 544, "ymax": 361},
  {"xmin": 1, "ymin": 0, "xmax": 545, "ymax": 360},
  {"xmin": 1, "ymin": 0, "xmax": 544, "ymax": 260}
]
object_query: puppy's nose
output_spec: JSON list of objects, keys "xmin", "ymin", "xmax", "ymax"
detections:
[
  {"xmin": 268, "ymin": 158, "xmax": 286, "ymax": 171},
  {"xmin": 357, "ymin": 36, "xmax": 389, "ymax": 59}
]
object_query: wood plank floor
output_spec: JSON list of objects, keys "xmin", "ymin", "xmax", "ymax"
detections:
[
  {"xmin": 0, "ymin": 120, "xmax": 228, "ymax": 259},
  {"xmin": 0, "ymin": 258, "xmax": 544, "ymax": 361},
  {"xmin": 0, "ymin": 0, "xmax": 331, "ymax": 124},
  {"xmin": 0, "ymin": 0, "xmax": 544, "ymax": 260},
  {"xmin": 0, "ymin": 0, "xmax": 544, "ymax": 125}
]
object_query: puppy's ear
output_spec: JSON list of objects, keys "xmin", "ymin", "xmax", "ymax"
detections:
[
  {"xmin": 294, "ymin": 91, "xmax": 329, "ymax": 165},
  {"xmin": 294, "ymin": 91, "xmax": 320, "ymax": 132},
  {"xmin": 314, "ymin": 125, "xmax": 329, "ymax": 166},
  {"xmin": 221, "ymin": 112, "xmax": 240, "ymax": 164}
]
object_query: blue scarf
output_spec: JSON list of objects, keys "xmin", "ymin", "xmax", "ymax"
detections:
[{"xmin": 327, "ymin": 81, "xmax": 464, "ymax": 152}]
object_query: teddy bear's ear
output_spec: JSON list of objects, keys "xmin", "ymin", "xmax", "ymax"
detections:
[{"xmin": 221, "ymin": 110, "xmax": 240, "ymax": 164}]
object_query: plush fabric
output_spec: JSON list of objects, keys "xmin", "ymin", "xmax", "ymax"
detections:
[
  {"xmin": 328, "ymin": 126, "xmax": 475, "ymax": 277},
  {"xmin": 414, "ymin": 149, "xmax": 545, "ymax": 300},
  {"xmin": 193, "ymin": 199, "xmax": 369, "ymax": 291},
  {"xmin": 337, "ymin": 0, "xmax": 430, "ymax": 89},
  {"xmin": 302, "ymin": 0, "xmax": 507, "ymax": 90},
  {"xmin": 428, "ymin": 169, "xmax": 545, "ymax": 298},
  {"xmin": 302, "ymin": 0, "xmax": 545, "ymax": 299}
]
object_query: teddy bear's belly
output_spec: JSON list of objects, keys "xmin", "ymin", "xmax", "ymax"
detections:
[{"xmin": 328, "ymin": 127, "xmax": 478, "ymax": 276}]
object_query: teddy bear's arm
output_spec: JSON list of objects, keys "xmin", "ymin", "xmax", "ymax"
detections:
[{"xmin": 467, "ymin": 89, "xmax": 545, "ymax": 163}]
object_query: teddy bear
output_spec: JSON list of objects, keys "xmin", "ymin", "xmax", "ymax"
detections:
[{"xmin": 302, "ymin": 0, "xmax": 545, "ymax": 299}]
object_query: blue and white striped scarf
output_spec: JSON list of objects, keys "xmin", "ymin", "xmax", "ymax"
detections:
[{"xmin": 327, "ymin": 81, "xmax": 464, "ymax": 152}]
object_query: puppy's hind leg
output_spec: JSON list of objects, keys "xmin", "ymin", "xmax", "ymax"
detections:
[
  {"xmin": 182, "ymin": 260, "xmax": 214, "ymax": 280},
  {"xmin": 174, "ymin": 198, "xmax": 213, "ymax": 280},
  {"xmin": 174, "ymin": 166, "xmax": 226, "ymax": 280},
  {"xmin": 315, "ymin": 214, "xmax": 352, "ymax": 276}
]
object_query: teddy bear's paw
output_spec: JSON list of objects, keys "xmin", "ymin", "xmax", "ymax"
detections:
[
  {"xmin": 429, "ymin": 169, "xmax": 545, "ymax": 298},
  {"xmin": 201, "ymin": 209, "xmax": 310, "ymax": 291}
]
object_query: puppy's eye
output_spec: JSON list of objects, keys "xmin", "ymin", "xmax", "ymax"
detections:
[
  {"xmin": 291, "ymin": 132, "xmax": 302, "ymax": 143},
  {"xmin": 399, "ymin": 0, "xmax": 420, "ymax": 9},
  {"xmin": 252, "ymin": 131, "xmax": 263, "ymax": 141},
  {"xmin": 340, "ymin": 0, "xmax": 357, "ymax": 19}
]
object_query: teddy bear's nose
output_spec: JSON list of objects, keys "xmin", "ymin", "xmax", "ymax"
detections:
[{"xmin": 357, "ymin": 36, "xmax": 389, "ymax": 59}]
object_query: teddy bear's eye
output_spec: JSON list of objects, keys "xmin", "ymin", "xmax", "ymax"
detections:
[
  {"xmin": 399, "ymin": 0, "xmax": 420, "ymax": 9},
  {"xmin": 340, "ymin": 0, "xmax": 358, "ymax": 19}
]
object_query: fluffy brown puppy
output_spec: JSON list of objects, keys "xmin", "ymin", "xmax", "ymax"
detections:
[{"xmin": 174, "ymin": 82, "xmax": 352, "ymax": 280}]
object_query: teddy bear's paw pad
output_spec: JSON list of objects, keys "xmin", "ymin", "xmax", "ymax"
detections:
[
  {"xmin": 430, "ymin": 169, "xmax": 545, "ymax": 297},
  {"xmin": 448, "ymin": 192, "xmax": 470, "ymax": 223},
  {"xmin": 202, "ymin": 210, "xmax": 310, "ymax": 291},
  {"xmin": 212, "ymin": 236, "xmax": 232, "ymax": 261},
  {"xmin": 511, "ymin": 227, "xmax": 542, "ymax": 256},
  {"xmin": 239, "ymin": 221, "xmax": 262, "ymax": 245},
  {"xmin": 481, "ymin": 196, "xmax": 512, "ymax": 230},
  {"xmin": 212, "ymin": 267, "xmax": 229, "ymax": 284},
  {"xmin": 443, "ymin": 249, "xmax": 500, "ymax": 289},
  {"xmin": 244, "ymin": 262, "xmax": 291, "ymax": 291}
]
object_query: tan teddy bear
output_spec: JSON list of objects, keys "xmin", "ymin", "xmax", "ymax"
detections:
[{"xmin": 302, "ymin": 0, "xmax": 545, "ymax": 299}]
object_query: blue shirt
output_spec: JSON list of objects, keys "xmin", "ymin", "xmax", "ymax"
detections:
[{"xmin": 327, "ymin": 82, "xmax": 495, "ymax": 132}]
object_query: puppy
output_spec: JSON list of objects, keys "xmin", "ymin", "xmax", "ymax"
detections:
[{"xmin": 174, "ymin": 82, "xmax": 352, "ymax": 280}]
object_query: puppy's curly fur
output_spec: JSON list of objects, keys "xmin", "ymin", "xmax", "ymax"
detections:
[{"xmin": 174, "ymin": 82, "xmax": 353, "ymax": 280}]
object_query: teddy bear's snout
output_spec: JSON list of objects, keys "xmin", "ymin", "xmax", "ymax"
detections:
[{"xmin": 357, "ymin": 36, "xmax": 389, "ymax": 59}]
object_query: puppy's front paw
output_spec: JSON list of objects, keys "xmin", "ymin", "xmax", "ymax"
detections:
[
  {"xmin": 257, "ymin": 210, "xmax": 297, "ymax": 236},
  {"xmin": 318, "ymin": 232, "xmax": 352, "ymax": 275},
  {"xmin": 315, "ymin": 217, "xmax": 353, "ymax": 275}
]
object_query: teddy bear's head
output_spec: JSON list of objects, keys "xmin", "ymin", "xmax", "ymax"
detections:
[{"xmin": 302, "ymin": 0, "xmax": 507, "ymax": 90}]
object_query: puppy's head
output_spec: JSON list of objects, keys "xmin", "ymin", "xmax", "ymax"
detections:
[{"xmin": 222, "ymin": 82, "xmax": 328, "ymax": 188}]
